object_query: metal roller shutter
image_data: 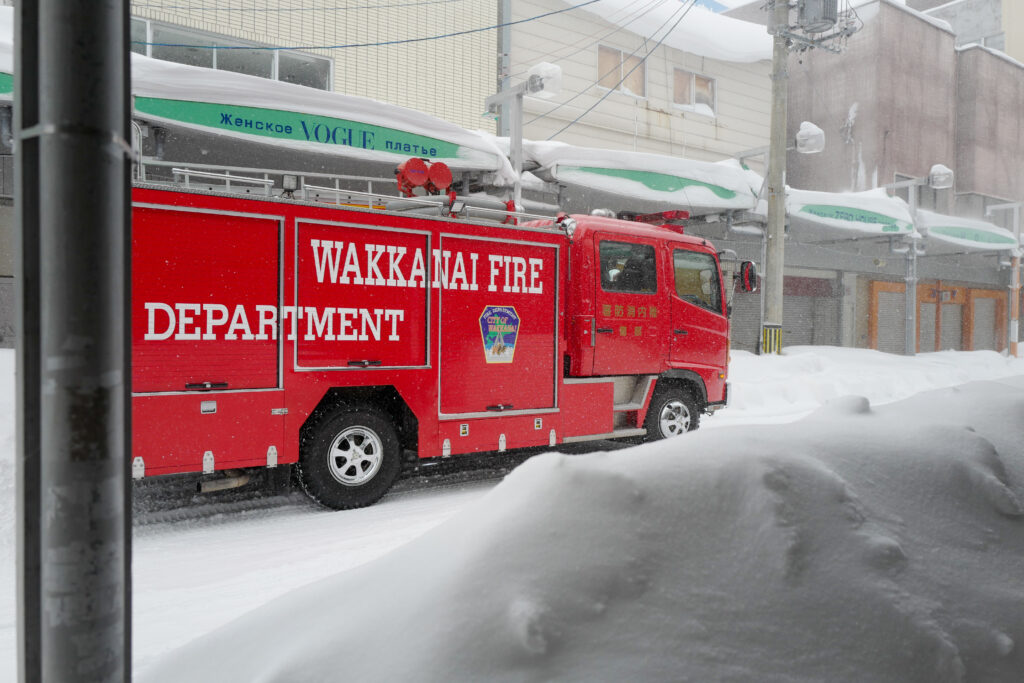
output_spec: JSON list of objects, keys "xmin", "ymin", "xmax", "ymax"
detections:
[
  {"xmin": 729, "ymin": 290, "xmax": 762, "ymax": 353},
  {"xmin": 783, "ymin": 295, "xmax": 814, "ymax": 346},
  {"xmin": 877, "ymin": 291, "xmax": 906, "ymax": 354},
  {"xmin": 919, "ymin": 302, "xmax": 936, "ymax": 352},
  {"xmin": 940, "ymin": 303, "xmax": 963, "ymax": 350},
  {"xmin": 973, "ymin": 298, "xmax": 996, "ymax": 350},
  {"xmin": 812, "ymin": 296, "xmax": 840, "ymax": 345}
]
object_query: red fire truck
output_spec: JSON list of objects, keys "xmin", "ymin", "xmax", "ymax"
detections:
[{"xmin": 131, "ymin": 167, "xmax": 756, "ymax": 509}]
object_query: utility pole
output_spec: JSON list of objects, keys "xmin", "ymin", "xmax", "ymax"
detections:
[
  {"xmin": 17, "ymin": 2, "xmax": 133, "ymax": 680},
  {"xmin": 763, "ymin": 0, "xmax": 790, "ymax": 354},
  {"xmin": 759, "ymin": 0, "xmax": 858, "ymax": 354}
]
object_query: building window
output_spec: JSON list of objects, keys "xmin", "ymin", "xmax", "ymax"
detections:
[
  {"xmin": 131, "ymin": 17, "xmax": 333, "ymax": 91},
  {"xmin": 674, "ymin": 69, "xmax": 715, "ymax": 116},
  {"xmin": 597, "ymin": 45, "xmax": 646, "ymax": 97}
]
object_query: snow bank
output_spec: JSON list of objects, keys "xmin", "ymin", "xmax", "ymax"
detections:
[
  {"xmin": 718, "ymin": 346, "xmax": 1024, "ymax": 425},
  {"xmin": 141, "ymin": 376, "xmax": 1024, "ymax": 682}
]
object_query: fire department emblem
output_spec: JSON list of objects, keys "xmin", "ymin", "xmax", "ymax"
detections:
[{"xmin": 479, "ymin": 306, "xmax": 520, "ymax": 364}]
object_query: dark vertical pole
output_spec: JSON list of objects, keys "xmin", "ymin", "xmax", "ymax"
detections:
[
  {"xmin": 15, "ymin": 0, "xmax": 42, "ymax": 677},
  {"xmin": 18, "ymin": 1, "xmax": 132, "ymax": 681}
]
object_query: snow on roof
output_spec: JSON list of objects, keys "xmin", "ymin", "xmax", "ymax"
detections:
[
  {"xmin": 876, "ymin": 0, "xmax": 954, "ymax": 34},
  {"xmin": 916, "ymin": 209, "xmax": 1020, "ymax": 254},
  {"xmin": 522, "ymin": 140, "xmax": 759, "ymax": 213},
  {"xmin": 581, "ymin": 0, "xmax": 772, "ymax": 63},
  {"xmin": 130, "ymin": 56, "xmax": 514, "ymax": 181},
  {"xmin": 787, "ymin": 187, "xmax": 915, "ymax": 238},
  {"xmin": 956, "ymin": 43, "xmax": 1024, "ymax": 73},
  {"xmin": 137, "ymin": 367, "xmax": 1024, "ymax": 682}
]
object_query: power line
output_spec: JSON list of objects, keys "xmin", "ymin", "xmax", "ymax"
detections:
[
  {"xmin": 507, "ymin": 0, "xmax": 668, "ymax": 81},
  {"xmin": 132, "ymin": 0, "xmax": 470, "ymax": 12},
  {"xmin": 525, "ymin": 1, "xmax": 679, "ymax": 127},
  {"xmin": 527, "ymin": 0, "xmax": 686, "ymax": 128},
  {"xmin": 133, "ymin": 0, "xmax": 603, "ymax": 51},
  {"xmin": 545, "ymin": 0, "xmax": 697, "ymax": 140}
]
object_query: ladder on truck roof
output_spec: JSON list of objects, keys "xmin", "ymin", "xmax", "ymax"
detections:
[{"xmin": 134, "ymin": 157, "xmax": 561, "ymax": 227}]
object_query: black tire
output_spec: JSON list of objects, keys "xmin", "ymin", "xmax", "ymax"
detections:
[
  {"xmin": 297, "ymin": 406, "xmax": 402, "ymax": 510},
  {"xmin": 643, "ymin": 384, "xmax": 700, "ymax": 442}
]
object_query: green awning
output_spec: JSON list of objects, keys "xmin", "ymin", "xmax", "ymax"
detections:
[
  {"xmin": 135, "ymin": 96, "xmax": 463, "ymax": 164},
  {"xmin": 916, "ymin": 209, "xmax": 1019, "ymax": 253},
  {"xmin": 522, "ymin": 141, "xmax": 758, "ymax": 216},
  {"xmin": 786, "ymin": 188, "xmax": 915, "ymax": 239}
]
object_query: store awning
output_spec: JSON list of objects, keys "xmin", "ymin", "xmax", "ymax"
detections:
[
  {"xmin": 0, "ymin": 8, "xmax": 514, "ymax": 184},
  {"xmin": 786, "ymin": 188, "xmax": 916, "ymax": 242},
  {"xmin": 522, "ymin": 141, "xmax": 759, "ymax": 216},
  {"xmin": 916, "ymin": 209, "xmax": 1020, "ymax": 254},
  {"xmin": 131, "ymin": 57, "xmax": 513, "ymax": 182}
]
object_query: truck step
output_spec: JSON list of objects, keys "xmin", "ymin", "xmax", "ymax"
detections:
[{"xmin": 562, "ymin": 428, "xmax": 646, "ymax": 444}]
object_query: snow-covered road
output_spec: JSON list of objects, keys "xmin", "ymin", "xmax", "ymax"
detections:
[{"xmin": 2, "ymin": 346, "xmax": 1024, "ymax": 681}]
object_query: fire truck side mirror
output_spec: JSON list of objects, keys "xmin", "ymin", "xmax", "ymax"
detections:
[{"xmin": 739, "ymin": 261, "xmax": 758, "ymax": 293}]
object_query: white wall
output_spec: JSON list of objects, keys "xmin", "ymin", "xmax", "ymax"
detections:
[
  {"xmin": 510, "ymin": 0, "xmax": 772, "ymax": 170},
  {"xmin": 130, "ymin": 0, "xmax": 497, "ymax": 131}
]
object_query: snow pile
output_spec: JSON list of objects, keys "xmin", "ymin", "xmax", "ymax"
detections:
[
  {"xmin": 141, "ymin": 376, "xmax": 1024, "ymax": 682},
  {"xmin": 720, "ymin": 346, "xmax": 1024, "ymax": 425}
]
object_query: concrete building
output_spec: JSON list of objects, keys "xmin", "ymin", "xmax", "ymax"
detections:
[{"xmin": 721, "ymin": 0, "xmax": 1024, "ymax": 354}]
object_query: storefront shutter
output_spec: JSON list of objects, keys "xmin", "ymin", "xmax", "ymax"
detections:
[
  {"xmin": 877, "ymin": 291, "xmax": 906, "ymax": 354},
  {"xmin": 973, "ymin": 298, "xmax": 996, "ymax": 350},
  {"xmin": 940, "ymin": 303, "xmax": 963, "ymax": 350}
]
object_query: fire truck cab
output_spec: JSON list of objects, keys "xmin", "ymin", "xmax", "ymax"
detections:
[{"xmin": 130, "ymin": 176, "xmax": 755, "ymax": 509}]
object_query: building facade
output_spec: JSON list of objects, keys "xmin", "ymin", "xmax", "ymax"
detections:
[
  {"xmin": 128, "ymin": 0, "xmax": 498, "ymax": 132},
  {"xmin": 510, "ymin": 0, "xmax": 773, "ymax": 170},
  {"xmin": 783, "ymin": 0, "xmax": 1023, "ymax": 353}
]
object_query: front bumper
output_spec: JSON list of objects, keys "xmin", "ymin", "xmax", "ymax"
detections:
[{"xmin": 705, "ymin": 382, "xmax": 729, "ymax": 413}]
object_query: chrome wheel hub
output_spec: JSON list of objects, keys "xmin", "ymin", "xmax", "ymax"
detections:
[
  {"xmin": 659, "ymin": 400, "xmax": 691, "ymax": 437},
  {"xmin": 327, "ymin": 426, "xmax": 384, "ymax": 486}
]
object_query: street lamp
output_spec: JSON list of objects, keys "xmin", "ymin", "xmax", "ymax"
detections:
[
  {"xmin": 986, "ymin": 201, "xmax": 1021, "ymax": 357},
  {"xmin": 736, "ymin": 122, "xmax": 824, "ymax": 356},
  {"xmin": 485, "ymin": 62, "xmax": 561, "ymax": 210},
  {"xmin": 884, "ymin": 164, "xmax": 955, "ymax": 356}
]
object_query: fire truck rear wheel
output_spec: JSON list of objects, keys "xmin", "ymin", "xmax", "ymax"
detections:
[
  {"xmin": 644, "ymin": 385, "xmax": 700, "ymax": 441},
  {"xmin": 298, "ymin": 406, "xmax": 402, "ymax": 510}
]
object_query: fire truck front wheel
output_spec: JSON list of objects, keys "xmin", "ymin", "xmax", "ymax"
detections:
[
  {"xmin": 298, "ymin": 407, "xmax": 402, "ymax": 510},
  {"xmin": 644, "ymin": 385, "xmax": 700, "ymax": 441}
]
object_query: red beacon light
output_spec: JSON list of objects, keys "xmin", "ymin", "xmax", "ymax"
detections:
[
  {"xmin": 396, "ymin": 157, "xmax": 453, "ymax": 197},
  {"xmin": 426, "ymin": 161, "xmax": 452, "ymax": 194},
  {"xmin": 630, "ymin": 209, "xmax": 690, "ymax": 229}
]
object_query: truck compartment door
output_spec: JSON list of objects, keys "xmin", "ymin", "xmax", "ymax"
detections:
[
  {"xmin": 438, "ymin": 236, "xmax": 558, "ymax": 415},
  {"xmin": 295, "ymin": 221, "xmax": 429, "ymax": 369},
  {"xmin": 132, "ymin": 206, "xmax": 281, "ymax": 392},
  {"xmin": 131, "ymin": 204, "xmax": 284, "ymax": 474}
]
